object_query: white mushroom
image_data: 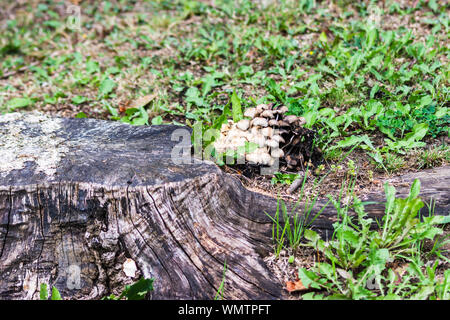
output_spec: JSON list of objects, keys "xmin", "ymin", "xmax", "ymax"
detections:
[
  {"xmin": 226, "ymin": 128, "xmax": 242, "ymax": 139},
  {"xmin": 245, "ymin": 148, "xmax": 273, "ymax": 165},
  {"xmin": 271, "ymin": 148, "xmax": 285, "ymax": 158},
  {"xmin": 213, "ymin": 141, "xmax": 228, "ymax": 154},
  {"xmin": 265, "ymin": 139, "xmax": 279, "ymax": 148},
  {"xmin": 250, "ymin": 134, "xmax": 266, "ymax": 147},
  {"xmin": 220, "ymin": 123, "xmax": 231, "ymax": 133},
  {"xmin": 277, "ymin": 106, "xmax": 289, "ymax": 114},
  {"xmin": 261, "ymin": 127, "xmax": 273, "ymax": 137},
  {"xmin": 250, "ymin": 126, "xmax": 260, "ymax": 135},
  {"xmin": 251, "ymin": 117, "xmax": 269, "ymax": 127},
  {"xmin": 268, "ymin": 119, "xmax": 278, "ymax": 126},
  {"xmin": 230, "ymin": 136, "xmax": 247, "ymax": 148},
  {"xmin": 236, "ymin": 119, "xmax": 250, "ymax": 131},
  {"xmin": 271, "ymin": 134, "xmax": 285, "ymax": 144},
  {"xmin": 256, "ymin": 104, "xmax": 269, "ymax": 113},
  {"xmin": 260, "ymin": 152, "xmax": 275, "ymax": 166},
  {"xmin": 244, "ymin": 107, "xmax": 258, "ymax": 119},
  {"xmin": 260, "ymin": 110, "xmax": 275, "ymax": 118}
]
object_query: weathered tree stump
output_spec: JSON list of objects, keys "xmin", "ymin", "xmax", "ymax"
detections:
[
  {"xmin": 0, "ymin": 113, "xmax": 448, "ymax": 300},
  {"xmin": 0, "ymin": 112, "xmax": 294, "ymax": 300}
]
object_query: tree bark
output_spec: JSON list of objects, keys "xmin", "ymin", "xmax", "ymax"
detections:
[
  {"xmin": 0, "ymin": 112, "xmax": 289, "ymax": 300},
  {"xmin": 0, "ymin": 113, "xmax": 448, "ymax": 300}
]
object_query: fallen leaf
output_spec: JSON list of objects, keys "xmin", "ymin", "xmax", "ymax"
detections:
[
  {"xmin": 393, "ymin": 263, "xmax": 409, "ymax": 285},
  {"xmin": 130, "ymin": 94, "xmax": 156, "ymax": 109},
  {"xmin": 286, "ymin": 279, "xmax": 307, "ymax": 293},
  {"xmin": 118, "ymin": 103, "xmax": 128, "ymax": 113}
]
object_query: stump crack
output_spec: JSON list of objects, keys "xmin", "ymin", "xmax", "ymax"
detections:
[
  {"xmin": 146, "ymin": 187, "xmax": 220, "ymax": 297},
  {"xmin": 0, "ymin": 187, "xmax": 12, "ymax": 259}
]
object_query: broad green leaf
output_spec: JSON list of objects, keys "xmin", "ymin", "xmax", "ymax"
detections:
[
  {"xmin": 75, "ymin": 112, "xmax": 87, "ymax": 119},
  {"xmin": 71, "ymin": 95, "xmax": 87, "ymax": 105},
  {"xmin": 151, "ymin": 116, "xmax": 163, "ymax": 125},
  {"xmin": 40, "ymin": 283, "xmax": 48, "ymax": 300},
  {"xmin": 99, "ymin": 78, "xmax": 116, "ymax": 97},
  {"xmin": 119, "ymin": 278, "xmax": 154, "ymax": 300},
  {"xmin": 298, "ymin": 268, "xmax": 321, "ymax": 290},
  {"xmin": 230, "ymin": 90, "xmax": 243, "ymax": 123},
  {"xmin": 435, "ymin": 107, "xmax": 448, "ymax": 119},
  {"xmin": 408, "ymin": 179, "xmax": 421, "ymax": 200},
  {"xmin": 384, "ymin": 183, "xmax": 396, "ymax": 214},
  {"xmin": 405, "ymin": 123, "xmax": 428, "ymax": 142},
  {"xmin": 51, "ymin": 286, "xmax": 62, "ymax": 300},
  {"xmin": 7, "ymin": 97, "xmax": 33, "ymax": 110},
  {"xmin": 418, "ymin": 95, "xmax": 433, "ymax": 108},
  {"xmin": 304, "ymin": 229, "xmax": 320, "ymax": 243},
  {"xmin": 319, "ymin": 31, "xmax": 328, "ymax": 43}
]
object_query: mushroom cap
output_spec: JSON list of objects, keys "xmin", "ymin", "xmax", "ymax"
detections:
[
  {"xmin": 268, "ymin": 119, "xmax": 278, "ymax": 126},
  {"xmin": 256, "ymin": 104, "xmax": 270, "ymax": 113},
  {"xmin": 220, "ymin": 123, "xmax": 231, "ymax": 133},
  {"xmin": 245, "ymin": 148, "xmax": 271, "ymax": 165},
  {"xmin": 236, "ymin": 119, "xmax": 250, "ymax": 131},
  {"xmin": 250, "ymin": 117, "xmax": 269, "ymax": 127},
  {"xmin": 265, "ymin": 139, "xmax": 279, "ymax": 148},
  {"xmin": 277, "ymin": 120, "xmax": 290, "ymax": 127},
  {"xmin": 251, "ymin": 134, "xmax": 266, "ymax": 147},
  {"xmin": 277, "ymin": 106, "xmax": 289, "ymax": 114},
  {"xmin": 271, "ymin": 148, "xmax": 285, "ymax": 158},
  {"xmin": 284, "ymin": 115, "xmax": 298, "ymax": 124},
  {"xmin": 260, "ymin": 110, "xmax": 275, "ymax": 118},
  {"xmin": 261, "ymin": 127, "xmax": 273, "ymax": 137},
  {"xmin": 250, "ymin": 126, "xmax": 260, "ymax": 135},
  {"xmin": 297, "ymin": 116, "xmax": 306, "ymax": 126},
  {"xmin": 244, "ymin": 107, "xmax": 258, "ymax": 119},
  {"xmin": 271, "ymin": 134, "xmax": 285, "ymax": 144}
]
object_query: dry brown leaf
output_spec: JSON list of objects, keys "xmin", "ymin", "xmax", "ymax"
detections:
[
  {"xmin": 130, "ymin": 94, "xmax": 157, "ymax": 109},
  {"xmin": 285, "ymin": 279, "xmax": 307, "ymax": 293},
  {"xmin": 393, "ymin": 263, "xmax": 409, "ymax": 285}
]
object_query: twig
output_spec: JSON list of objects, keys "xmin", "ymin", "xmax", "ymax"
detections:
[{"xmin": 0, "ymin": 62, "xmax": 39, "ymax": 79}]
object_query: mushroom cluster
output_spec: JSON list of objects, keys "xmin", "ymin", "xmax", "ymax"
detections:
[{"xmin": 213, "ymin": 104, "xmax": 314, "ymax": 170}]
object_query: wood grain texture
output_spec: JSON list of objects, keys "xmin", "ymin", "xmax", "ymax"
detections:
[
  {"xmin": 0, "ymin": 113, "xmax": 448, "ymax": 300},
  {"xmin": 0, "ymin": 113, "xmax": 285, "ymax": 300}
]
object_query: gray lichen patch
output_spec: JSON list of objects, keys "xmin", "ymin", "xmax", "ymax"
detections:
[{"xmin": 0, "ymin": 112, "xmax": 69, "ymax": 177}]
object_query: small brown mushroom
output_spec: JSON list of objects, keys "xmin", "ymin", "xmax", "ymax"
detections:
[
  {"xmin": 260, "ymin": 110, "xmax": 275, "ymax": 118},
  {"xmin": 284, "ymin": 115, "xmax": 298, "ymax": 124},
  {"xmin": 277, "ymin": 120, "xmax": 290, "ymax": 127},
  {"xmin": 297, "ymin": 116, "xmax": 306, "ymax": 126},
  {"xmin": 277, "ymin": 106, "xmax": 289, "ymax": 114}
]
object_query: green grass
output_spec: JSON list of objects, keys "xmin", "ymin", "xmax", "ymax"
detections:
[{"xmin": 0, "ymin": 0, "xmax": 448, "ymax": 172}]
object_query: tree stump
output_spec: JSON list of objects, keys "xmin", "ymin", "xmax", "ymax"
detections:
[
  {"xmin": 0, "ymin": 113, "xmax": 448, "ymax": 300},
  {"xmin": 0, "ymin": 112, "xmax": 290, "ymax": 300}
]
